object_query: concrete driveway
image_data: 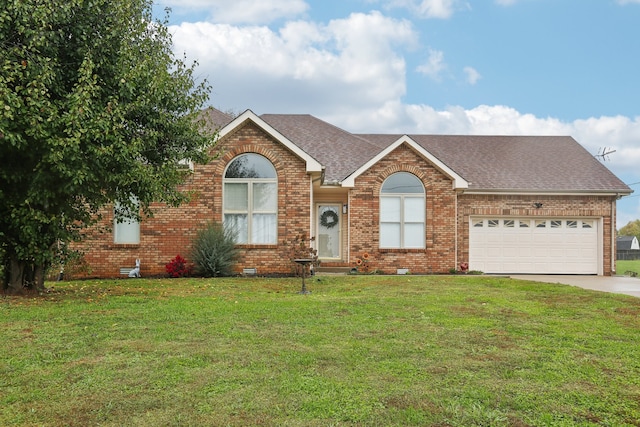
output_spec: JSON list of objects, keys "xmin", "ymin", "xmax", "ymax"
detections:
[{"xmin": 511, "ymin": 275, "xmax": 640, "ymax": 298}]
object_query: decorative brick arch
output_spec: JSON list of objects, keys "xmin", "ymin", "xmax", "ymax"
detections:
[
  {"xmin": 373, "ymin": 164, "xmax": 428, "ymax": 195},
  {"xmin": 216, "ymin": 146, "xmax": 284, "ymax": 178}
]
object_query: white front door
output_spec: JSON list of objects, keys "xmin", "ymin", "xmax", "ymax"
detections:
[{"xmin": 317, "ymin": 205, "xmax": 341, "ymax": 259}]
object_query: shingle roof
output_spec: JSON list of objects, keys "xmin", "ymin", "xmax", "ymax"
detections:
[
  {"xmin": 225, "ymin": 110, "xmax": 631, "ymax": 194},
  {"xmin": 201, "ymin": 107, "xmax": 234, "ymax": 131},
  {"xmin": 260, "ymin": 114, "xmax": 385, "ymax": 183},
  {"xmin": 360, "ymin": 134, "xmax": 630, "ymax": 192}
]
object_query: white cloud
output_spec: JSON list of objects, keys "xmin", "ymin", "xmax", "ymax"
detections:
[
  {"xmin": 495, "ymin": 0, "xmax": 518, "ymax": 5},
  {"xmin": 416, "ymin": 49, "xmax": 446, "ymax": 81},
  {"xmin": 463, "ymin": 66, "xmax": 481, "ymax": 85},
  {"xmin": 617, "ymin": 0, "xmax": 640, "ymax": 4},
  {"xmin": 157, "ymin": 0, "xmax": 309, "ymax": 24},
  {"xmin": 385, "ymin": 0, "xmax": 461, "ymax": 19},
  {"xmin": 170, "ymin": 11, "xmax": 416, "ymax": 113}
]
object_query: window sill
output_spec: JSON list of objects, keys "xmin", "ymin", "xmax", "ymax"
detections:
[
  {"xmin": 113, "ymin": 243, "xmax": 140, "ymax": 248},
  {"xmin": 379, "ymin": 248, "xmax": 426, "ymax": 253},
  {"xmin": 235, "ymin": 244, "xmax": 278, "ymax": 249}
]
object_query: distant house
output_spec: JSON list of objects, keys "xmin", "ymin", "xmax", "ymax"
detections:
[
  {"xmin": 78, "ymin": 108, "xmax": 633, "ymax": 277},
  {"xmin": 617, "ymin": 236, "xmax": 640, "ymax": 261},
  {"xmin": 618, "ymin": 236, "xmax": 640, "ymax": 251}
]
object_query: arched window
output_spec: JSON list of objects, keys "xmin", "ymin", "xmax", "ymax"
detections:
[
  {"xmin": 380, "ymin": 172, "xmax": 425, "ymax": 249},
  {"xmin": 223, "ymin": 153, "xmax": 277, "ymax": 244}
]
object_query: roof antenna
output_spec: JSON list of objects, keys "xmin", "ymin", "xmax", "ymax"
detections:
[{"xmin": 595, "ymin": 147, "xmax": 616, "ymax": 162}]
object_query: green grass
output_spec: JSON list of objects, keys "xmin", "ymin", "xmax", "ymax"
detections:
[
  {"xmin": 617, "ymin": 259, "xmax": 640, "ymax": 276},
  {"xmin": 2, "ymin": 275, "xmax": 640, "ymax": 426}
]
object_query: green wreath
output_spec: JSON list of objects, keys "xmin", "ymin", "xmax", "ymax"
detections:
[{"xmin": 320, "ymin": 209, "xmax": 339, "ymax": 229}]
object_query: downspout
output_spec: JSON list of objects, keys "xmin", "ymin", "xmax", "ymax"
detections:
[
  {"xmin": 347, "ymin": 189, "xmax": 351, "ymax": 265},
  {"xmin": 455, "ymin": 190, "xmax": 459, "ymax": 270},
  {"xmin": 310, "ymin": 174, "xmax": 315, "ymax": 243},
  {"xmin": 611, "ymin": 198, "xmax": 617, "ymax": 276}
]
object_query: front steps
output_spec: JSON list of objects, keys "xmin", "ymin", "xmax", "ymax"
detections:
[{"xmin": 315, "ymin": 262, "xmax": 352, "ymax": 275}]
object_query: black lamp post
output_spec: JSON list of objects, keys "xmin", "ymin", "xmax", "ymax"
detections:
[{"xmin": 293, "ymin": 258, "xmax": 314, "ymax": 294}]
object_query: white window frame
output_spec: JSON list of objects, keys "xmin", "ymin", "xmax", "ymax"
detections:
[
  {"xmin": 113, "ymin": 199, "xmax": 140, "ymax": 244},
  {"xmin": 379, "ymin": 172, "xmax": 425, "ymax": 249},
  {"xmin": 223, "ymin": 154, "xmax": 278, "ymax": 245}
]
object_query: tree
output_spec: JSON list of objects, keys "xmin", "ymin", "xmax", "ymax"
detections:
[
  {"xmin": 0, "ymin": 0, "xmax": 213, "ymax": 294},
  {"xmin": 618, "ymin": 219, "xmax": 640, "ymax": 240}
]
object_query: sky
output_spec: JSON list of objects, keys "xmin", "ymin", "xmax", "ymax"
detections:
[{"xmin": 153, "ymin": 0, "xmax": 640, "ymax": 227}]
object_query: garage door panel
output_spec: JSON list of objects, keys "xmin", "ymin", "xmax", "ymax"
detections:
[{"xmin": 470, "ymin": 218, "xmax": 599, "ymax": 274}]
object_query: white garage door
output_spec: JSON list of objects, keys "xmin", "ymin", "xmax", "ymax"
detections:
[{"xmin": 469, "ymin": 218, "xmax": 599, "ymax": 274}]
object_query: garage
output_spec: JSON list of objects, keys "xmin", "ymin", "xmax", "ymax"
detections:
[{"xmin": 469, "ymin": 218, "xmax": 600, "ymax": 274}]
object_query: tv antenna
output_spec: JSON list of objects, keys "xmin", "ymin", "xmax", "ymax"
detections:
[{"xmin": 595, "ymin": 147, "xmax": 616, "ymax": 162}]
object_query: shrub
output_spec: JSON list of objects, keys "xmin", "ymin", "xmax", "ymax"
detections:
[
  {"xmin": 191, "ymin": 222, "xmax": 239, "ymax": 277},
  {"xmin": 165, "ymin": 254, "xmax": 192, "ymax": 278}
]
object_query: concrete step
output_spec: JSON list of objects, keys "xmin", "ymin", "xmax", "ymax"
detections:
[{"xmin": 315, "ymin": 266, "xmax": 352, "ymax": 275}]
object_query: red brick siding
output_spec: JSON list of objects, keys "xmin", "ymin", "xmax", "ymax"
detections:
[
  {"xmin": 349, "ymin": 143, "xmax": 457, "ymax": 274},
  {"xmin": 77, "ymin": 121, "xmax": 311, "ymax": 278}
]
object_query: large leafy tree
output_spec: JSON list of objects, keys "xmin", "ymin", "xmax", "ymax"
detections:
[
  {"xmin": 618, "ymin": 219, "xmax": 640, "ymax": 240},
  {"xmin": 0, "ymin": 0, "xmax": 212, "ymax": 293}
]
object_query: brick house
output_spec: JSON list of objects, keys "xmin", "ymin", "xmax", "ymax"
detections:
[{"xmin": 79, "ymin": 108, "xmax": 632, "ymax": 277}]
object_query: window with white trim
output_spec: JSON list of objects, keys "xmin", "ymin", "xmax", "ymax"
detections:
[
  {"xmin": 223, "ymin": 153, "xmax": 277, "ymax": 244},
  {"xmin": 114, "ymin": 199, "xmax": 140, "ymax": 244},
  {"xmin": 380, "ymin": 172, "xmax": 425, "ymax": 249}
]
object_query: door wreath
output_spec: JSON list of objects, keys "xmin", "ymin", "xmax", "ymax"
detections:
[{"xmin": 319, "ymin": 209, "xmax": 339, "ymax": 229}]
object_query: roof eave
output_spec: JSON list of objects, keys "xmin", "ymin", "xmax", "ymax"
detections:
[
  {"xmin": 341, "ymin": 135, "xmax": 469, "ymax": 190},
  {"xmin": 218, "ymin": 109, "xmax": 323, "ymax": 174}
]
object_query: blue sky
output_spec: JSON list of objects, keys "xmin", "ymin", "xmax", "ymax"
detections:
[{"xmin": 154, "ymin": 0, "xmax": 640, "ymax": 226}]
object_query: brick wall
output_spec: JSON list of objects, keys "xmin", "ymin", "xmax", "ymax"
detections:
[
  {"xmin": 77, "ymin": 121, "xmax": 312, "ymax": 278},
  {"xmin": 348, "ymin": 143, "xmax": 457, "ymax": 274}
]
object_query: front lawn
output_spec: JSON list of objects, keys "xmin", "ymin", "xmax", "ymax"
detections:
[
  {"xmin": 2, "ymin": 275, "xmax": 639, "ymax": 426},
  {"xmin": 617, "ymin": 259, "xmax": 640, "ymax": 276}
]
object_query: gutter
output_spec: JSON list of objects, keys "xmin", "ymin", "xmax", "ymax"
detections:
[{"xmin": 461, "ymin": 189, "xmax": 633, "ymax": 197}]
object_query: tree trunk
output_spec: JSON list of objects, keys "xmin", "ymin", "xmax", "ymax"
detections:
[
  {"xmin": 6, "ymin": 257, "xmax": 26, "ymax": 294},
  {"xmin": 3, "ymin": 256, "xmax": 46, "ymax": 295}
]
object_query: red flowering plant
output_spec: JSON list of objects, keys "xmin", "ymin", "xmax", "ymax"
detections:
[
  {"xmin": 459, "ymin": 262, "xmax": 469, "ymax": 273},
  {"xmin": 165, "ymin": 254, "xmax": 192, "ymax": 278}
]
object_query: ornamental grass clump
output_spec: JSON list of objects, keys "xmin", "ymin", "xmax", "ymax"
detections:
[{"xmin": 190, "ymin": 222, "xmax": 239, "ymax": 277}]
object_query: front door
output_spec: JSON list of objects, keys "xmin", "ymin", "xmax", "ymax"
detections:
[{"xmin": 317, "ymin": 205, "xmax": 341, "ymax": 259}]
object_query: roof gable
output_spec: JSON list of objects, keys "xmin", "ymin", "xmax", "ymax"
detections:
[
  {"xmin": 218, "ymin": 110, "xmax": 323, "ymax": 174},
  {"xmin": 341, "ymin": 136, "xmax": 468, "ymax": 189}
]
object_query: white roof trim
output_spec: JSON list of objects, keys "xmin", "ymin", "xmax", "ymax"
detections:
[
  {"xmin": 218, "ymin": 109, "xmax": 323, "ymax": 173},
  {"xmin": 341, "ymin": 135, "xmax": 469, "ymax": 189}
]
